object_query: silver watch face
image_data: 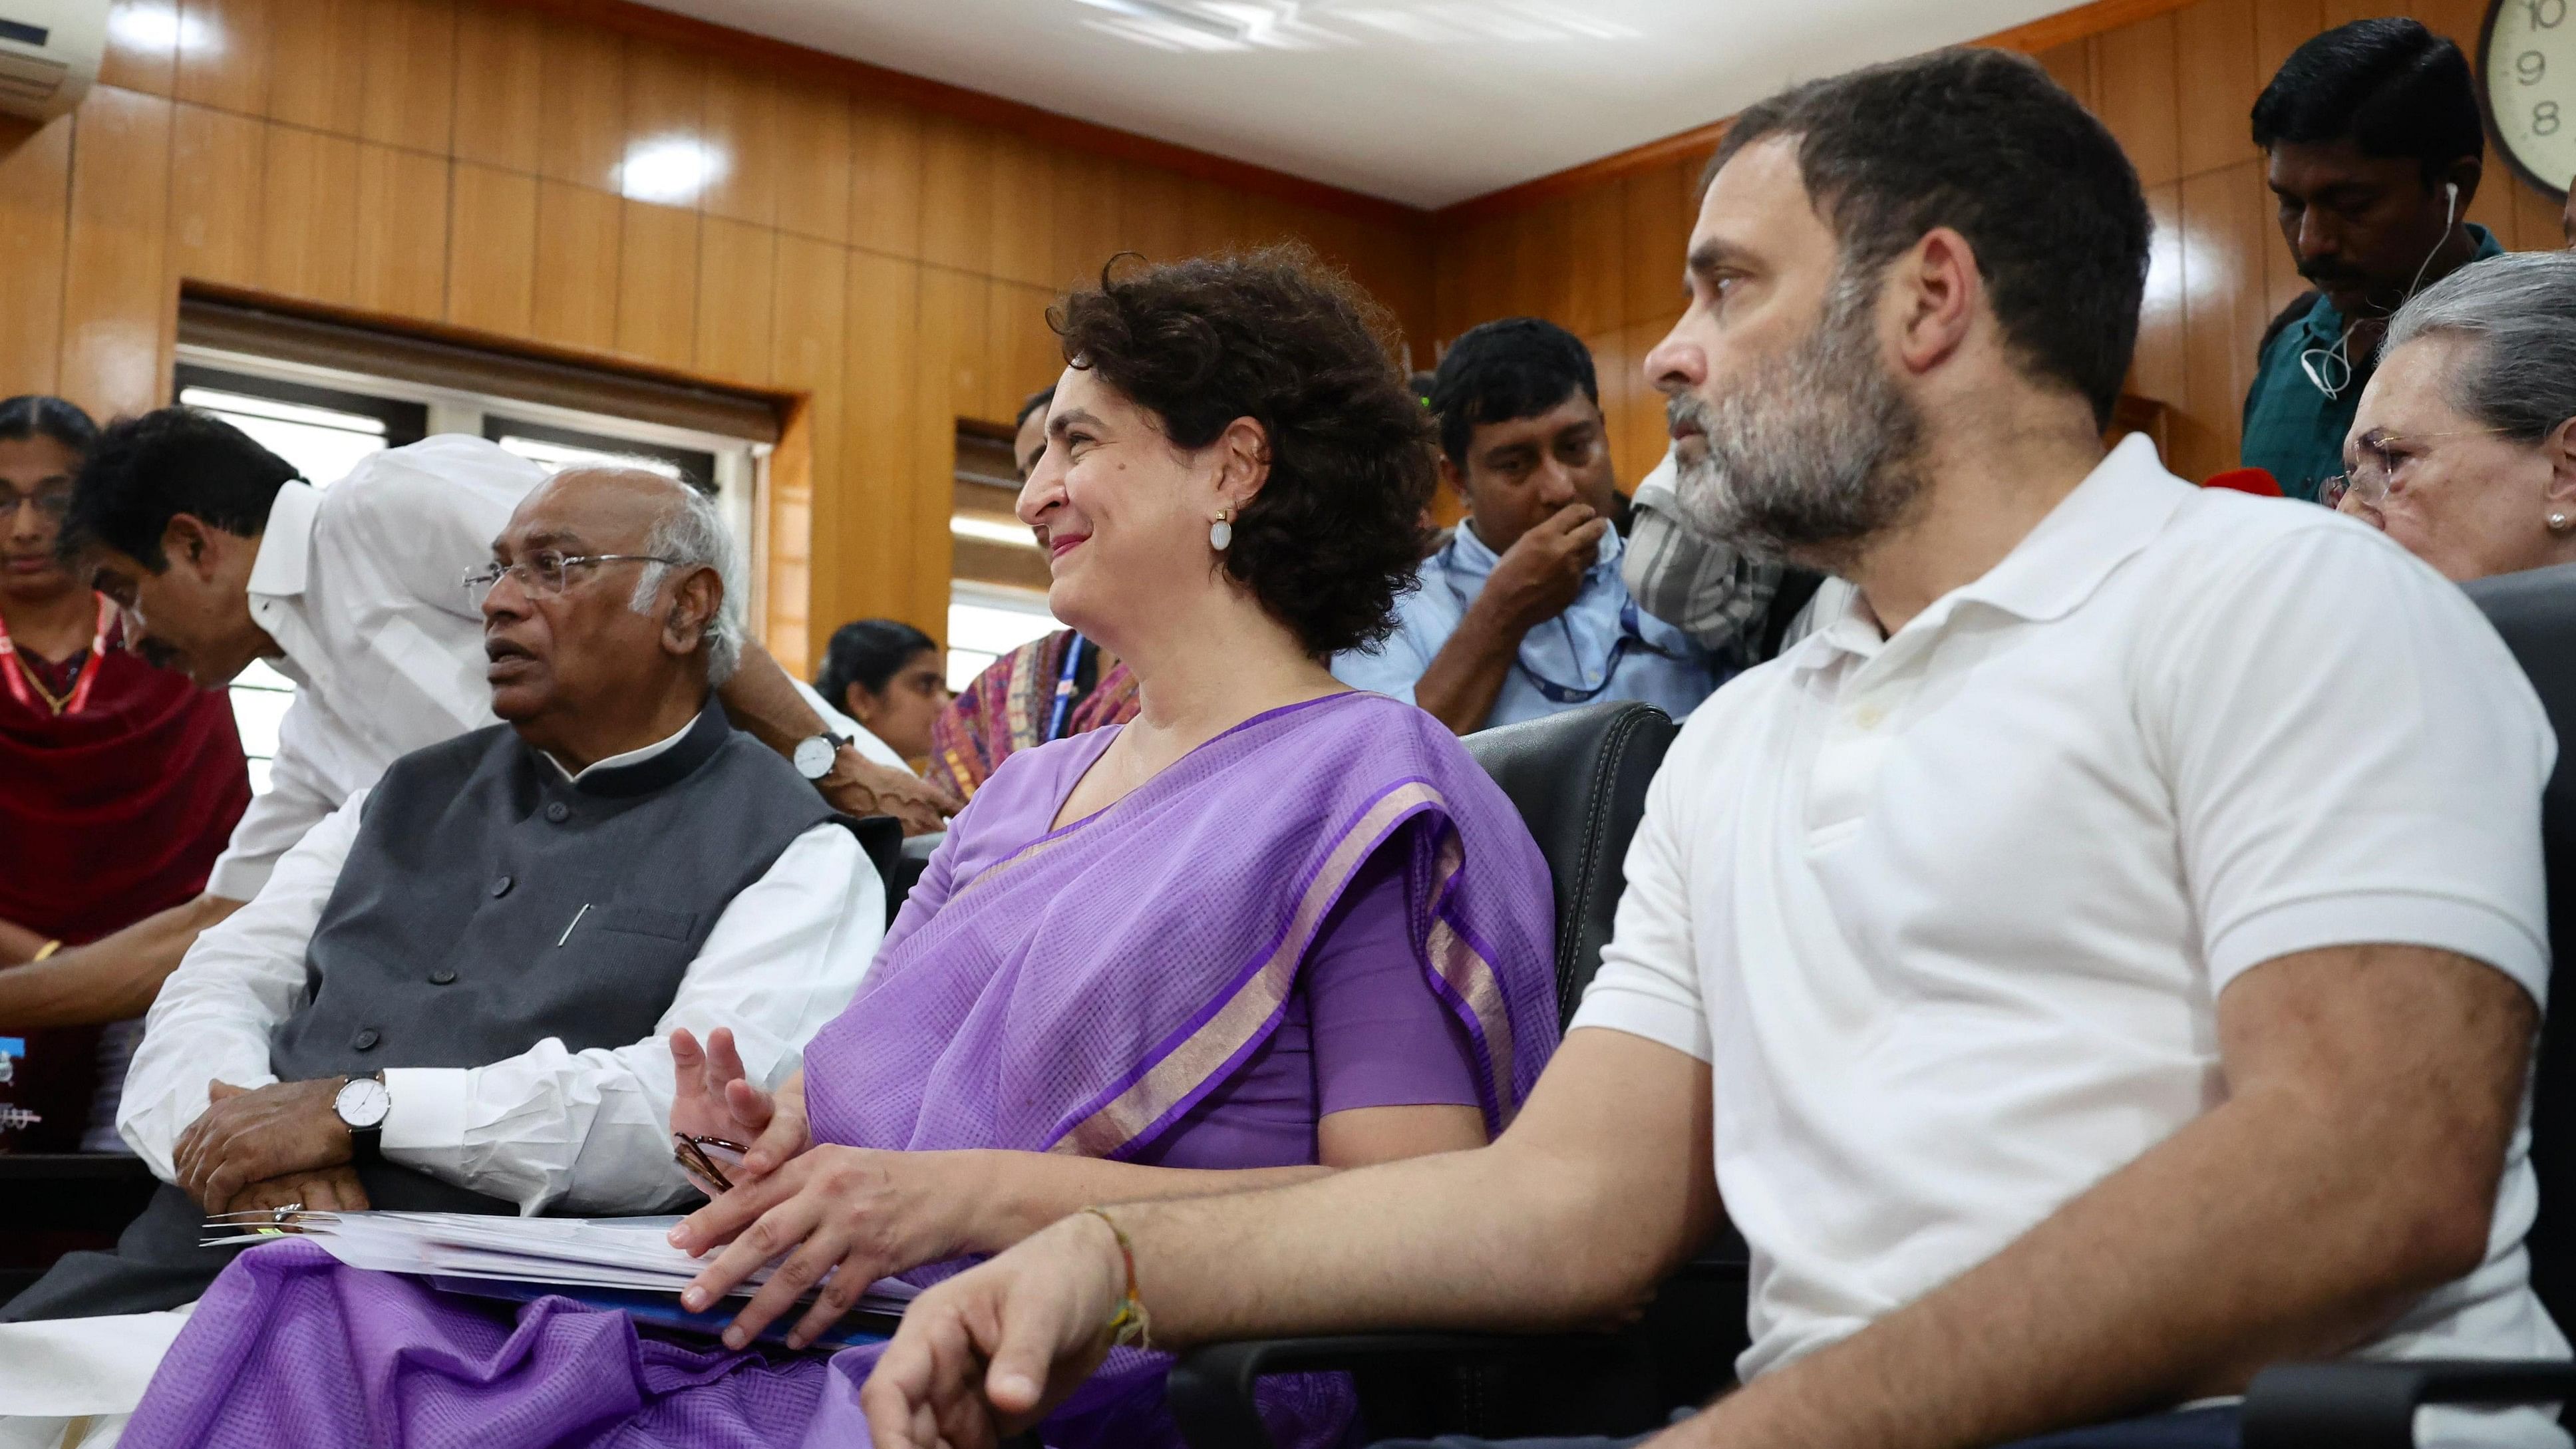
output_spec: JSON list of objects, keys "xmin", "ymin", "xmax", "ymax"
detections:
[
  {"xmin": 335, "ymin": 1076, "xmax": 392, "ymax": 1131},
  {"xmin": 794, "ymin": 734, "xmax": 838, "ymax": 779}
]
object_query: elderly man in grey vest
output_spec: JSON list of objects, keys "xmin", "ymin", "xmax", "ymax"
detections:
[{"xmin": 2, "ymin": 468, "xmax": 893, "ymax": 1353}]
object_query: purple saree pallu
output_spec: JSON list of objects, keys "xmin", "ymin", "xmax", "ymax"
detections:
[{"xmin": 124, "ymin": 693, "xmax": 1560, "ymax": 1449}]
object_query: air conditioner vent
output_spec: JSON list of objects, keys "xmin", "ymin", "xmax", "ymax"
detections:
[{"xmin": 0, "ymin": 0, "xmax": 103, "ymax": 121}]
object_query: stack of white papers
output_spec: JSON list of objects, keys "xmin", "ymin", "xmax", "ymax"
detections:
[{"xmin": 206, "ymin": 1210, "xmax": 917, "ymax": 1314}]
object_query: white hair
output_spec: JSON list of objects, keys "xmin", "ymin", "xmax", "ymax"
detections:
[
  {"xmin": 565, "ymin": 464, "xmax": 744, "ymax": 684},
  {"xmin": 2384, "ymin": 251, "xmax": 2576, "ymax": 447}
]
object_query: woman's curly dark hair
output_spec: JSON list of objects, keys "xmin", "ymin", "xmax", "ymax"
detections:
[{"xmin": 1050, "ymin": 244, "xmax": 1432, "ymax": 659}]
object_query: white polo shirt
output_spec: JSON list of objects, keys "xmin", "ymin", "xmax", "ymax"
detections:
[{"xmin": 1573, "ymin": 436, "xmax": 2566, "ymax": 1407}]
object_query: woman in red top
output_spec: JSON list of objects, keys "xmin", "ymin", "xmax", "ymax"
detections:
[{"xmin": 0, "ymin": 396, "xmax": 249, "ymax": 1150}]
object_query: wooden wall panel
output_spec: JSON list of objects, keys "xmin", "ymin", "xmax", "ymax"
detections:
[
  {"xmin": 453, "ymin": 2, "xmax": 544, "ymax": 172},
  {"xmin": 259, "ymin": 125, "xmax": 360, "ymax": 305},
  {"xmin": 917, "ymin": 115, "xmax": 994, "ymax": 274},
  {"xmin": 351, "ymin": 144, "xmax": 451, "ymax": 321},
  {"xmin": 849, "ymin": 94, "xmax": 923, "ymax": 259},
  {"xmin": 694, "ymin": 216, "xmax": 776, "ymax": 387},
  {"xmin": 989, "ymin": 281, "xmax": 1062, "ymax": 426},
  {"xmin": 1051, "ymin": 150, "xmax": 1122, "ymax": 289},
  {"xmin": 844, "ymin": 249, "xmax": 928, "ymax": 630},
  {"xmin": 176, "ymin": 0, "xmax": 272, "ymax": 114},
  {"xmin": 168, "ymin": 105, "xmax": 266, "ymax": 289},
  {"xmin": 2096, "ymin": 13, "xmax": 2182, "ymax": 189},
  {"xmin": 448, "ymin": 164, "xmax": 538, "ymax": 335},
  {"xmin": 537, "ymin": 16, "xmax": 624, "ymax": 190},
  {"xmin": 266, "ymin": 0, "xmax": 368, "ymax": 137},
  {"xmin": 98, "ymin": 0, "xmax": 178, "ymax": 95},
  {"xmin": 59, "ymin": 88, "xmax": 174, "ymax": 420},
  {"xmin": 360, "ymin": 0, "xmax": 458, "ymax": 154},
  {"xmin": 531, "ymin": 179, "xmax": 621, "ymax": 351},
  {"xmin": 0, "ymin": 116, "xmax": 73, "ymax": 397},
  {"xmin": 986, "ymin": 132, "xmax": 1056, "ymax": 288},
  {"xmin": 2175, "ymin": 0, "xmax": 2260, "ymax": 177},
  {"xmin": 775, "ymin": 82, "xmax": 852, "ymax": 245},
  {"xmin": 703, "ymin": 59, "xmax": 781, "ymax": 228},
  {"xmin": 615, "ymin": 200, "xmax": 700, "ymax": 368}
]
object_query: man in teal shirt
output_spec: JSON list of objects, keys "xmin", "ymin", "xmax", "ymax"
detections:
[{"xmin": 2244, "ymin": 18, "xmax": 2499, "ymax": 502}]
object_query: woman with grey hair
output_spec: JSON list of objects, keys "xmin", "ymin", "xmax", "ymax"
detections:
[{"xmin": 2333, "ymin": 249, "xmax": 2576, "ymax": 581}]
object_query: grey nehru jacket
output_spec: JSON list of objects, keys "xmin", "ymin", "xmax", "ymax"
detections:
[{"xmin": 5, "ymin": 700, "xmax": 897, "ymax": 1321}]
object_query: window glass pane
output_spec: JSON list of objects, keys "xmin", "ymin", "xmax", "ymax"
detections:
[
  {"xmin": 493, "ymin": 434, "xmax": 686, "ymax": 479},
  {"xmin": 178, "ymin": 387, "xmax": 389, "ymax": 490},
  {"xmin": 945, "ymin": 589, "xmax": 1060, "ymax": 693}
]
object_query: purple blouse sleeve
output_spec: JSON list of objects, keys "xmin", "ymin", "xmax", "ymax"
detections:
[{"xmin": 1305, "ymin": 844, "xmax": 1484, "ymax": 1118}]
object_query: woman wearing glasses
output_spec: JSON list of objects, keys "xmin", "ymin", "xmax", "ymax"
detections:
[
  {"xmin": 2331, "ymin": 251, "xmax": 2576, "ymax": 583},
  {"xmin": 0, "ymin": 396, "xmax": 249, "ymax": 1150}
]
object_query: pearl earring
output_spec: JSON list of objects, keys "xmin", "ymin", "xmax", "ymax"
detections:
[
  {"xmin": 1210, "ymin": 508, "xmax": 1233, "ymax": 551},
  {"xmin": 2553, "ymin": 512, "xmax": 2573, "ymax": 534}
]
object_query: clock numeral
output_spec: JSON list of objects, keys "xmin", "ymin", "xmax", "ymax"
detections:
[
  {"xmin": 2537, "ymin": 99, "xmax": 2565, "ymax": 135},
  {"xmin": 2530, "ymin": 0, "xmax": 2568, "ymax": 29},
  {"xmin": 2520, "ymin": 49, "xmax": 2549, "ymax": 84}
]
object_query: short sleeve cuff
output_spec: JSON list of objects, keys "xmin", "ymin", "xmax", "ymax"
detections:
[
  {"xmin": 2208, "ymin": 891, "xmax": 2550, "ymax": 1007},
  {"xmin": 1567, "ymin": 989, "xmax": 1714, "ymax": 1063},
  {"xmin": 379, "ymin": 1067, "xmax": 472, "ymax": 1153},
  {"xmin": 203, "ymin": 851, "xmax": 277, "ymax": 903}
]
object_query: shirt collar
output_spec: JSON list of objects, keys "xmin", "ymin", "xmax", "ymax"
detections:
[
  {"xmin": 1792, "ymin": 433, "xmax": 2187, "ymax": 672},
  {"xmin": 245, "ymin": 480, "xmax": 321, "ymax": 601},
  {"xmin": 542, "ymin": 705, "xmax": 706, "ymax": 784}
]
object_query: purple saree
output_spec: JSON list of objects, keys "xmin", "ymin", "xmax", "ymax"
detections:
[{"xmin": 122, "ymin": 693, "xmax": 1560, "ymax": 1449}]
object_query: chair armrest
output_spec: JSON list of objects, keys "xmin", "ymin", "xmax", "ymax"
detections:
[
  {"xmin": 2242, "ymin": 1359, "xmax": 2576, "ymax": 1449},
  {"xmin": 1169, "ymin": 1332, "xmax": 1643, "ymax": 1449}
]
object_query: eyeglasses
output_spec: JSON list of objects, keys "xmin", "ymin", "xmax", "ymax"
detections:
[
  {"xmin": 2321, "ymin": 427, "xmax": 2517, "ymax": 510},
  {"xmin": 0, "ymin": 487, "xmax": 72, "ymax": 522},
  {"xmin": 461, "ymin": 551, "xmax": 681, "ymax": 603},
  {"xmin": 672, "ymin": 1132, "xmax": 746, "ymax": 1196}
]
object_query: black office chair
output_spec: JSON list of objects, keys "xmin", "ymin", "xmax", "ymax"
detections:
[
  {"xmin": 1166, "ymin": 701, "xmax": 1748, "ymax": 1448},
  {"xmin": 2243, "ymin": 562, "xmax": 2576, "ymax": 1448}
]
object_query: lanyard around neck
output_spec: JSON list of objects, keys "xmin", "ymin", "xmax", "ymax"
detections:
[
  {"xmin": 0, "ymin": 592, "xmax": 113, "ymax": 716},
  {"xmin": 1046, "ymin": 633, "xmax": 1089, "ymax": 742}
]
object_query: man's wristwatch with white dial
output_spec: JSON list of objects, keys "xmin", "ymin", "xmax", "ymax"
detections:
[
  {"xmin": 334, "ymin": 1070, "xmax": 391, "ymax": 1166},
  {"xmin": 793, "ymin": 731, "xmax": 850, "ymax": 780}
]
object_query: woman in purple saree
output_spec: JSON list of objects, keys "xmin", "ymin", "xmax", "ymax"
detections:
[{"xmin": 121, "ymin": 248, "xmax": 1561, "ymax": 1449}]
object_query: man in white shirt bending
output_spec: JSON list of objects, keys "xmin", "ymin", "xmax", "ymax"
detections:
[
  {"xmin": 0, "ymin": 467, "xmax": 891, "ymax": 1447},
  {"xmin": 857, "ymin": 49, "xmax": 2566, "ymax": 1449},
  {"xmin": 0, "ymin": 412, "xmax": 946, "ymax": 1034}
]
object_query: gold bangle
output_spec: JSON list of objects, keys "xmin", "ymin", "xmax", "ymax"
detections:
[
  {"xmin": 1079, "ymin": 1206, "xmax": 1151, "ymax": 1351},
  {"xmin": 30, "ymin": 939, "xmax": 61, "ymax": 962}
]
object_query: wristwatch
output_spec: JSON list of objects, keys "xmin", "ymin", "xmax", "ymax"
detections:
[
  {"xmin": 334, "ymin": 1071, "xmax": 391, "ymax": 1166},
  {"xmin": 792, "ymin": 731, "xmax": 850, "ymax": 780}
]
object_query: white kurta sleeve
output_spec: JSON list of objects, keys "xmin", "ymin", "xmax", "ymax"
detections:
[
  {"xmin": 376, "ymin": 822, "xmax": 887, "ymax": 1214},
  {"xmin": 118, "ymin": 792, "xmax": 370, "ymax": 1181}
]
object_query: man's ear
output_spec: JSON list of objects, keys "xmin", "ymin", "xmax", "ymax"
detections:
[
  {"xmin": 1893, "ymin": 225, "xmax": 1981, "ymax": 380},
  {"xmin": 663, "ymin": 565, "xmax": 723, "ymax": 659},
  {"xmin": 2443, "ymin": 156, "xmax": 2484, "ymax": 218},
  {"xmin": 162, "ymin": 514, "xmax": 223, "ymax": 579},
  {"xmin": 1436, "ymin": 452, "xmax": 1467, "ymax": 500}
]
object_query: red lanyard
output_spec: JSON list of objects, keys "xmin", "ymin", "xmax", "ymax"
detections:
[{"xmin": 0, "ymin": 593, "xmax": 112, "ymax": 716}]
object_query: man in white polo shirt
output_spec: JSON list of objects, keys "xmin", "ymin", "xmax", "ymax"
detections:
[{"xmin": 854, "ymin": 49, "xmax": 2565, "ymax": 1449}]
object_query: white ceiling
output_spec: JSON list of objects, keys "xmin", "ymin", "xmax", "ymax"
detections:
[{"xmin": 641, "ymin": 0, "xmax": 2087, "ymax": 210}]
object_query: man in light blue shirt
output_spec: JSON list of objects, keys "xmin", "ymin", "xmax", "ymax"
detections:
[{"xmin": 1333, "ymin": 319, "xmax": 1718, "ymax": 732}]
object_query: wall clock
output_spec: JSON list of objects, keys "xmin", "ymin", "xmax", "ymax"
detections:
[{"xmin": 2483, "ymin": 0, "xmax": 2576, "ymax": 200}]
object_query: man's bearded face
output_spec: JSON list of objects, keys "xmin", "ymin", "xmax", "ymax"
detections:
[{"xmin": 1669, "ymin": 265, "xmax": 1927, "ymax": 566}]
